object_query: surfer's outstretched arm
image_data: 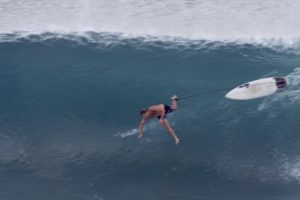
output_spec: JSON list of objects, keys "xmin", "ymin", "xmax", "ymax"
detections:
[{"xmin": 138, "ymin": 118, "xmax": 146, "ymax": 139}]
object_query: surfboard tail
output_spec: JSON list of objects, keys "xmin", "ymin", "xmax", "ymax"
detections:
[{"xmin": 274, "ymin": 77, "xmax": 288, "ymax": 89}]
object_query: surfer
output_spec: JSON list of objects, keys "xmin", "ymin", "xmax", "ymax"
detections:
[{"xmin": 138, "ymin": 95, "xmax": 180, "ymax": 145}]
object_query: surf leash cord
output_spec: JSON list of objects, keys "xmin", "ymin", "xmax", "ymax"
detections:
[
  {"xmin": 177, "ymin": 78, "xmax": 287, "ymax": 101},
  {"xmin": 178, "ymin": 86, "xmax": 235, "ymax": 101}
]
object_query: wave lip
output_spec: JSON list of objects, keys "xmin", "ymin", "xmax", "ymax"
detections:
[{"xmin": 1, "ymin": 31, "xmax": 300, "ymax": 54}]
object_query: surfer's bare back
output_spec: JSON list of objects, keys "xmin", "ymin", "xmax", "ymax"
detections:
[{"xmin": 138, "ymin": 95, "xmax": 180, "ymax": 145}]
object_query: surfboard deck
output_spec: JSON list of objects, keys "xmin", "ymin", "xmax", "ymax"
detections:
[{"xmin": 225, "ymin": 77, "xmax": 287, "ymax": 100}]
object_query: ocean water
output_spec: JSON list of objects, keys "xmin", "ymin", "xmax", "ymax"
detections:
[{"xmin": 1, "ymin": 1, "xmax": 300, "ymax": 200}]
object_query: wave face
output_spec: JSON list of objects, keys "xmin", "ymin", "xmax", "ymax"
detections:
[{"xmin": 0, "ymin": 33, "xmax": 300, "ymax": 200}]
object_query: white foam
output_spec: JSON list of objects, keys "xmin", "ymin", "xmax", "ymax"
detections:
[
  {"xmin": 114, "ymin": 128, "xmax": 139, "ymax": 138},
  {"xmin": 280, "ymin": 156, "xmax": 300, "ymax": 182},
  {"xmin": 0, "ymin": 0, "xmax": 299, "ymax": 46},
  {"xmin": 114, "ymin": 120, "xmax": 169, "ymax": 138}
]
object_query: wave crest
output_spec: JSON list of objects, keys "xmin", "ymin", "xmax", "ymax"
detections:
[{"xmin": 1, "ymin": 31, "xmax": 300, "ymax": 54}]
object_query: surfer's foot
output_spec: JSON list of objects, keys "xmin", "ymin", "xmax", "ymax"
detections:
[
  {"xmin": 171, "ymin": 95, "xmax": 178, "ymax": 101},
  {"xmin": 175, "ymin": 137, "xmax": 180, "ymax": 145}
]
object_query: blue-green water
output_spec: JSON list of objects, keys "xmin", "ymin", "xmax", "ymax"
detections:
[{"xmin": 0, "ymin": 33, "xmax": 300, "ymax": 200}]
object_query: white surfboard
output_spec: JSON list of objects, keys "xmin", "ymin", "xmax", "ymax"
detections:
[{"xmin": 225, "ymin": 77, "xmax": 287, "ymax": 100}]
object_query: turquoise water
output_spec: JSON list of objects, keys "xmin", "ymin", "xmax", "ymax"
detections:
[
  {"xmin": 1, "ymin": 0, "xmax": 300, "ymax": 199},
  {"xmin": 0, "ymin": 33, "xmax": 300, "ymax": 200}
]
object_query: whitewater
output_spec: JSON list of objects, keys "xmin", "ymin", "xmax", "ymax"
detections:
[
  {"xmin": 0, "ymin": 0, "xmax": 300, "ymax": 200},
  {"xmin": 1, "ymin": 0, "xmax": 300, "ymax": 44}
]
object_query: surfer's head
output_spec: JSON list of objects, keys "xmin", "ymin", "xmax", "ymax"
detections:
[{"xmin": 140, "ymin": 108, "xmax": 147, "ymax": 115}]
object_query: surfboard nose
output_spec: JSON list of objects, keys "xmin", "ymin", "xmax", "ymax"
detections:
[
  {"xmin": 225, "ymin": 89, "xmax": 245, "ymax": 100},
  {"xmin": 225, "ymin": 91, "xmax": 234, "ymax": 99}
]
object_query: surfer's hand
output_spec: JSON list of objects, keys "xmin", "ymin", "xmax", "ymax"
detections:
[{"xmin": 171, "ymin": 95, "xmax": 178, "ymax": 101}]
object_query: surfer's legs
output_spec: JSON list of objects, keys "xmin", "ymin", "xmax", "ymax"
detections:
[{"xmin": 161, "ymin": 119, "xmax": 180, "ymax": 145}]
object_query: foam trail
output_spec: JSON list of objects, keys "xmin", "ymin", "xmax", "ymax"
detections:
[
  {"xmin": 114, "ymin": 121, "xmax": 158, "ymax": 138},
  {"xmin": 114, "ymin": 121, "xmax": 166, "ymax": 138},
  {"xmin": 281, "ymin": 156, "xmax": 300, "ymax": 182},
  {"xmin": 114, "ymin": 128, "xmax": 139, "ymax": 138}
]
